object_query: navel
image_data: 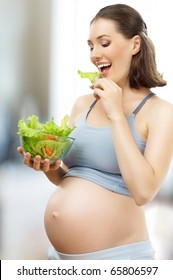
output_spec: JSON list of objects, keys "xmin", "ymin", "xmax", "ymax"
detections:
[{"xmin": 52, "ymin": 211, "xmax": 59, "ymax": 219}]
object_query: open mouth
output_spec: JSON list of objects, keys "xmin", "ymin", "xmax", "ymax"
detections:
[{"xmin": 97, "ymin": 63, "xmax": 112, "ymax": 74}]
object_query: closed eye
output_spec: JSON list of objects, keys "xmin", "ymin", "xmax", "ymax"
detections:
[
  {"xmin": 101, "ymin": 42, "xmax": 110, "ymax": 48},
  {"xmin": 88, "ymin": 42, "xmax": 110, "ymax": 51}
]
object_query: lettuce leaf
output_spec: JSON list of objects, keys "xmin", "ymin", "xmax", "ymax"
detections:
[
  {"xmin": 17, "ymin": 115, "xmax": 42, "ymax": 137},
  {"xmin": 18, "ymin": 115, "xmax": 75, "ymax": 137},
  {"xmin": 78, "ymin": 70, "xmax": 102, "ymax": 83},
  {"xmin": 42, "ymin": 115, "xmax": 73, "ymax": 136}
]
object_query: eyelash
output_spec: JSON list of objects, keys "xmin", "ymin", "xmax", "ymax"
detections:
[
  {"xmin": 89, "ymin": 42, "xmax": 110, "ymax": 51},
  {"xmin": 102, "ymin": 42, "xmax": 110, "ymax": 48}
]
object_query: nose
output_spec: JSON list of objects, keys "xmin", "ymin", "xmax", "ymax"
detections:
[{"xmin": 90, "ymin": 46, "xmax": 102, "ymax": 62}]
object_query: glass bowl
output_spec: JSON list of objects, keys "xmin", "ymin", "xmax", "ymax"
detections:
[{"xmin": 20, "ymin": 134, "xmax": 74, "ymax": 163}]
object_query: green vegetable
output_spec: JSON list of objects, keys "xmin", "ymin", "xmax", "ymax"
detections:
[
  {"xmin": 18, "ymin": 115, "xmax": 74, "ymax": 137},
  {"xmin": 78, "ymin": 70, "xmax": 102, "ymax": 84},
  {"xmin": 17, "ymin": 115, "xmax": 75, "ymax": 161}
]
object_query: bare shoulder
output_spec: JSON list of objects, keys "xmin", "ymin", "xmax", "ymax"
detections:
[
  {"xmin": 68, "ymin": 94, "xmax": 95, "ymax": 127},
  {"xmin": 73, "ymin": 94, "xmax": 95, "ymax": 111},
  {"xmin": 149, "ymin": 96, "xmax": 173, "ymax": 123},
  {"xmin": 148, "ymin": 96, "xmax": 173, "ymax": 144}
]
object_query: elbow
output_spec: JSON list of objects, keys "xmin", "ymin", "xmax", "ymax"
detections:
[
  {"xmin": 127, "ymin": 173, "xmax": 160, "ymax": 206},
  {"xmin": 132, "ymin": 186, "xmax": 157, "ymax": 206},
  {"xmin": 129, "ymin": 176, "xmax": 159, "ymax": 206},
  {"xmin": 134, "ymin": 195, "xmax": 151, "ymax": 206}
]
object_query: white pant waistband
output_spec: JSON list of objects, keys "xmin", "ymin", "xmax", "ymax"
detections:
[{"xmin": 48, "ymin": 240, "xmax": 155, "ymax": 260}]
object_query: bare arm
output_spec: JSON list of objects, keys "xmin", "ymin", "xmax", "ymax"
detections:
[
  {"xmin": 110, "ymin": 108, "xmax": 173, "ymax": 205},
  {"xmin": 93, "ymin": 78, "xmax": 173, "ymax": 205}
]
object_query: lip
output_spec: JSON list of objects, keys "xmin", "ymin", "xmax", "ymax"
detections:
[
  {"xmin": 96, "ymin": 62, "xmax": 112, "ymax": 75},
  {"xmin": 96, "ymin": 64, "xmax": 111, "ymax": 77},
  {"xmin": 96, "ymin": 61, "xmax": 111, "ymax": 67}
]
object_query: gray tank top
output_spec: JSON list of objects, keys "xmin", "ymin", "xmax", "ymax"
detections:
[{"xmin": 63, "ymin": 92, "xmax": 155, "ymax": 196}]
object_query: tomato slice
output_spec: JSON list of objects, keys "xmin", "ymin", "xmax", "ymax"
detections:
[
  {"xmin": 45, "ymin": 148, "xmax": 53, "ymax": 156},
  {"xmin": 44, "ymin": 135, "xmax": 55, "ymax": 140}
]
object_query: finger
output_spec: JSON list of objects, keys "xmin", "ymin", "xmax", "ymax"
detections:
[
  {"xmin": 42, "ymin": 159, "xmax": 61, "ymax": 172},
  {"xmin": 33, "ymin": 155, "xmax": 42, "ymax": 171},
  {"xmin": 17, "ymin": 146, "xmax": 24, "ymax": 155},
  {"xmin": 94, "ymin": 77, "xmax": 117, "ymax": 90},
  {"xmin": 90, "ymin": 75, "xmax": 102, "ymax": 89},
  {"xmin": 23, "ymin": 152, "xmax": 33, "ymax": 167},
  {"xmin": 50, "ymin": 160, "xmax": 62, "ymax": 170},
  {"xmin": 93, "ymin": 77, "xmax": 106, "ymax": 89},
  {"xmin": 41, "ymin": 159, "xmax": 50, "ymax": 172},
  {"xmin": 93, "ymin": 87, "xmax": 104, "ymax": 99}
]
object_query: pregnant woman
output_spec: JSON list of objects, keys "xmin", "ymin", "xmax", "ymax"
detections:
[{"xmin": 17, "ymin": 4, "xmax": 173, "ymax": 259}]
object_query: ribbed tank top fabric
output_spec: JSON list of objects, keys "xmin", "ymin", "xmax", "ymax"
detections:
[{"xmin": 62, "ymin": 93, "xmax": 155, "ymax": 196}]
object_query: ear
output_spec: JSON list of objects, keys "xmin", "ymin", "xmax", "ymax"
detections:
[{"xmin": 132, "ymin": 35, "xmax": 141, "ymax": 55}]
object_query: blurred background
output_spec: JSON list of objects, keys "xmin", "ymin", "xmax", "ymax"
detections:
[{"xmin": 0, "ymin": 0, "xmax": 173, "ymax": 260}]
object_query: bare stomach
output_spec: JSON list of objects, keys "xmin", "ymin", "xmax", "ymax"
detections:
[{"xmin": 44, "ymin": 177, "xmax": 149, "ymax": 254}]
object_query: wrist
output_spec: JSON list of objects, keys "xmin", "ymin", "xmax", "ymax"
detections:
[
  {"xmin": 109, "ymin": 113, "xmax": 125, "ymax": 124},
  {"xmin": 57, "ymin": 166, "xmax": 67, "ymax": 177},
  {"xmin": 60, "ymin": 161, "xmax": 68, "ymax": 173}
]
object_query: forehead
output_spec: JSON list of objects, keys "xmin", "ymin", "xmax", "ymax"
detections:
[{"xmin": 88, "ymin": 18, "xmax": 119, "ymax": 40}]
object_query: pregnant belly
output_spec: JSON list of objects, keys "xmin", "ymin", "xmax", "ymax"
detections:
[{"xmin": 44, "ymin": 177, "xmax": 148, "ymax": 254}]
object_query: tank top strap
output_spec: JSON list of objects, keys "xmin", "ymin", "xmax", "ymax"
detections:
[
  {"xmin": 89, "ymin": 99, "xmax": 97, "ymax": 109},
  {"xmin": 133, "ymin": 92, "xmax": 155, "ymax": 115},
  {"xmin": 86, "ymin": 99, "xmax": 98, "ymax": 119}
]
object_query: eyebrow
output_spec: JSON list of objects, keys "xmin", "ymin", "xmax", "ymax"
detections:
[{"xmin": 87, "ymin": 34, "xmax": 111, "ymax": 44}]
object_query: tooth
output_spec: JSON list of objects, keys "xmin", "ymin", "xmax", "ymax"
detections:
[{"xmin": 98, "ymin": 63, "xmax": 111, "ymax": 68}]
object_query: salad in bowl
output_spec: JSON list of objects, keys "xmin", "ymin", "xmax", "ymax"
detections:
[{"xmin": 17, "ymin": 115, "xmax": 75, "ymax": 163}]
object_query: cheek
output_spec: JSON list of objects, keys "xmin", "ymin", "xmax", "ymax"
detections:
[{"xmin": 112, "ymin": 46, "xmax": 132, "ymax": 68}]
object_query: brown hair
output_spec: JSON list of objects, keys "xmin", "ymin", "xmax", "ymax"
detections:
[{"xmin": 91, "ymin": 4, "xmax": 166, "ymax": 89}]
